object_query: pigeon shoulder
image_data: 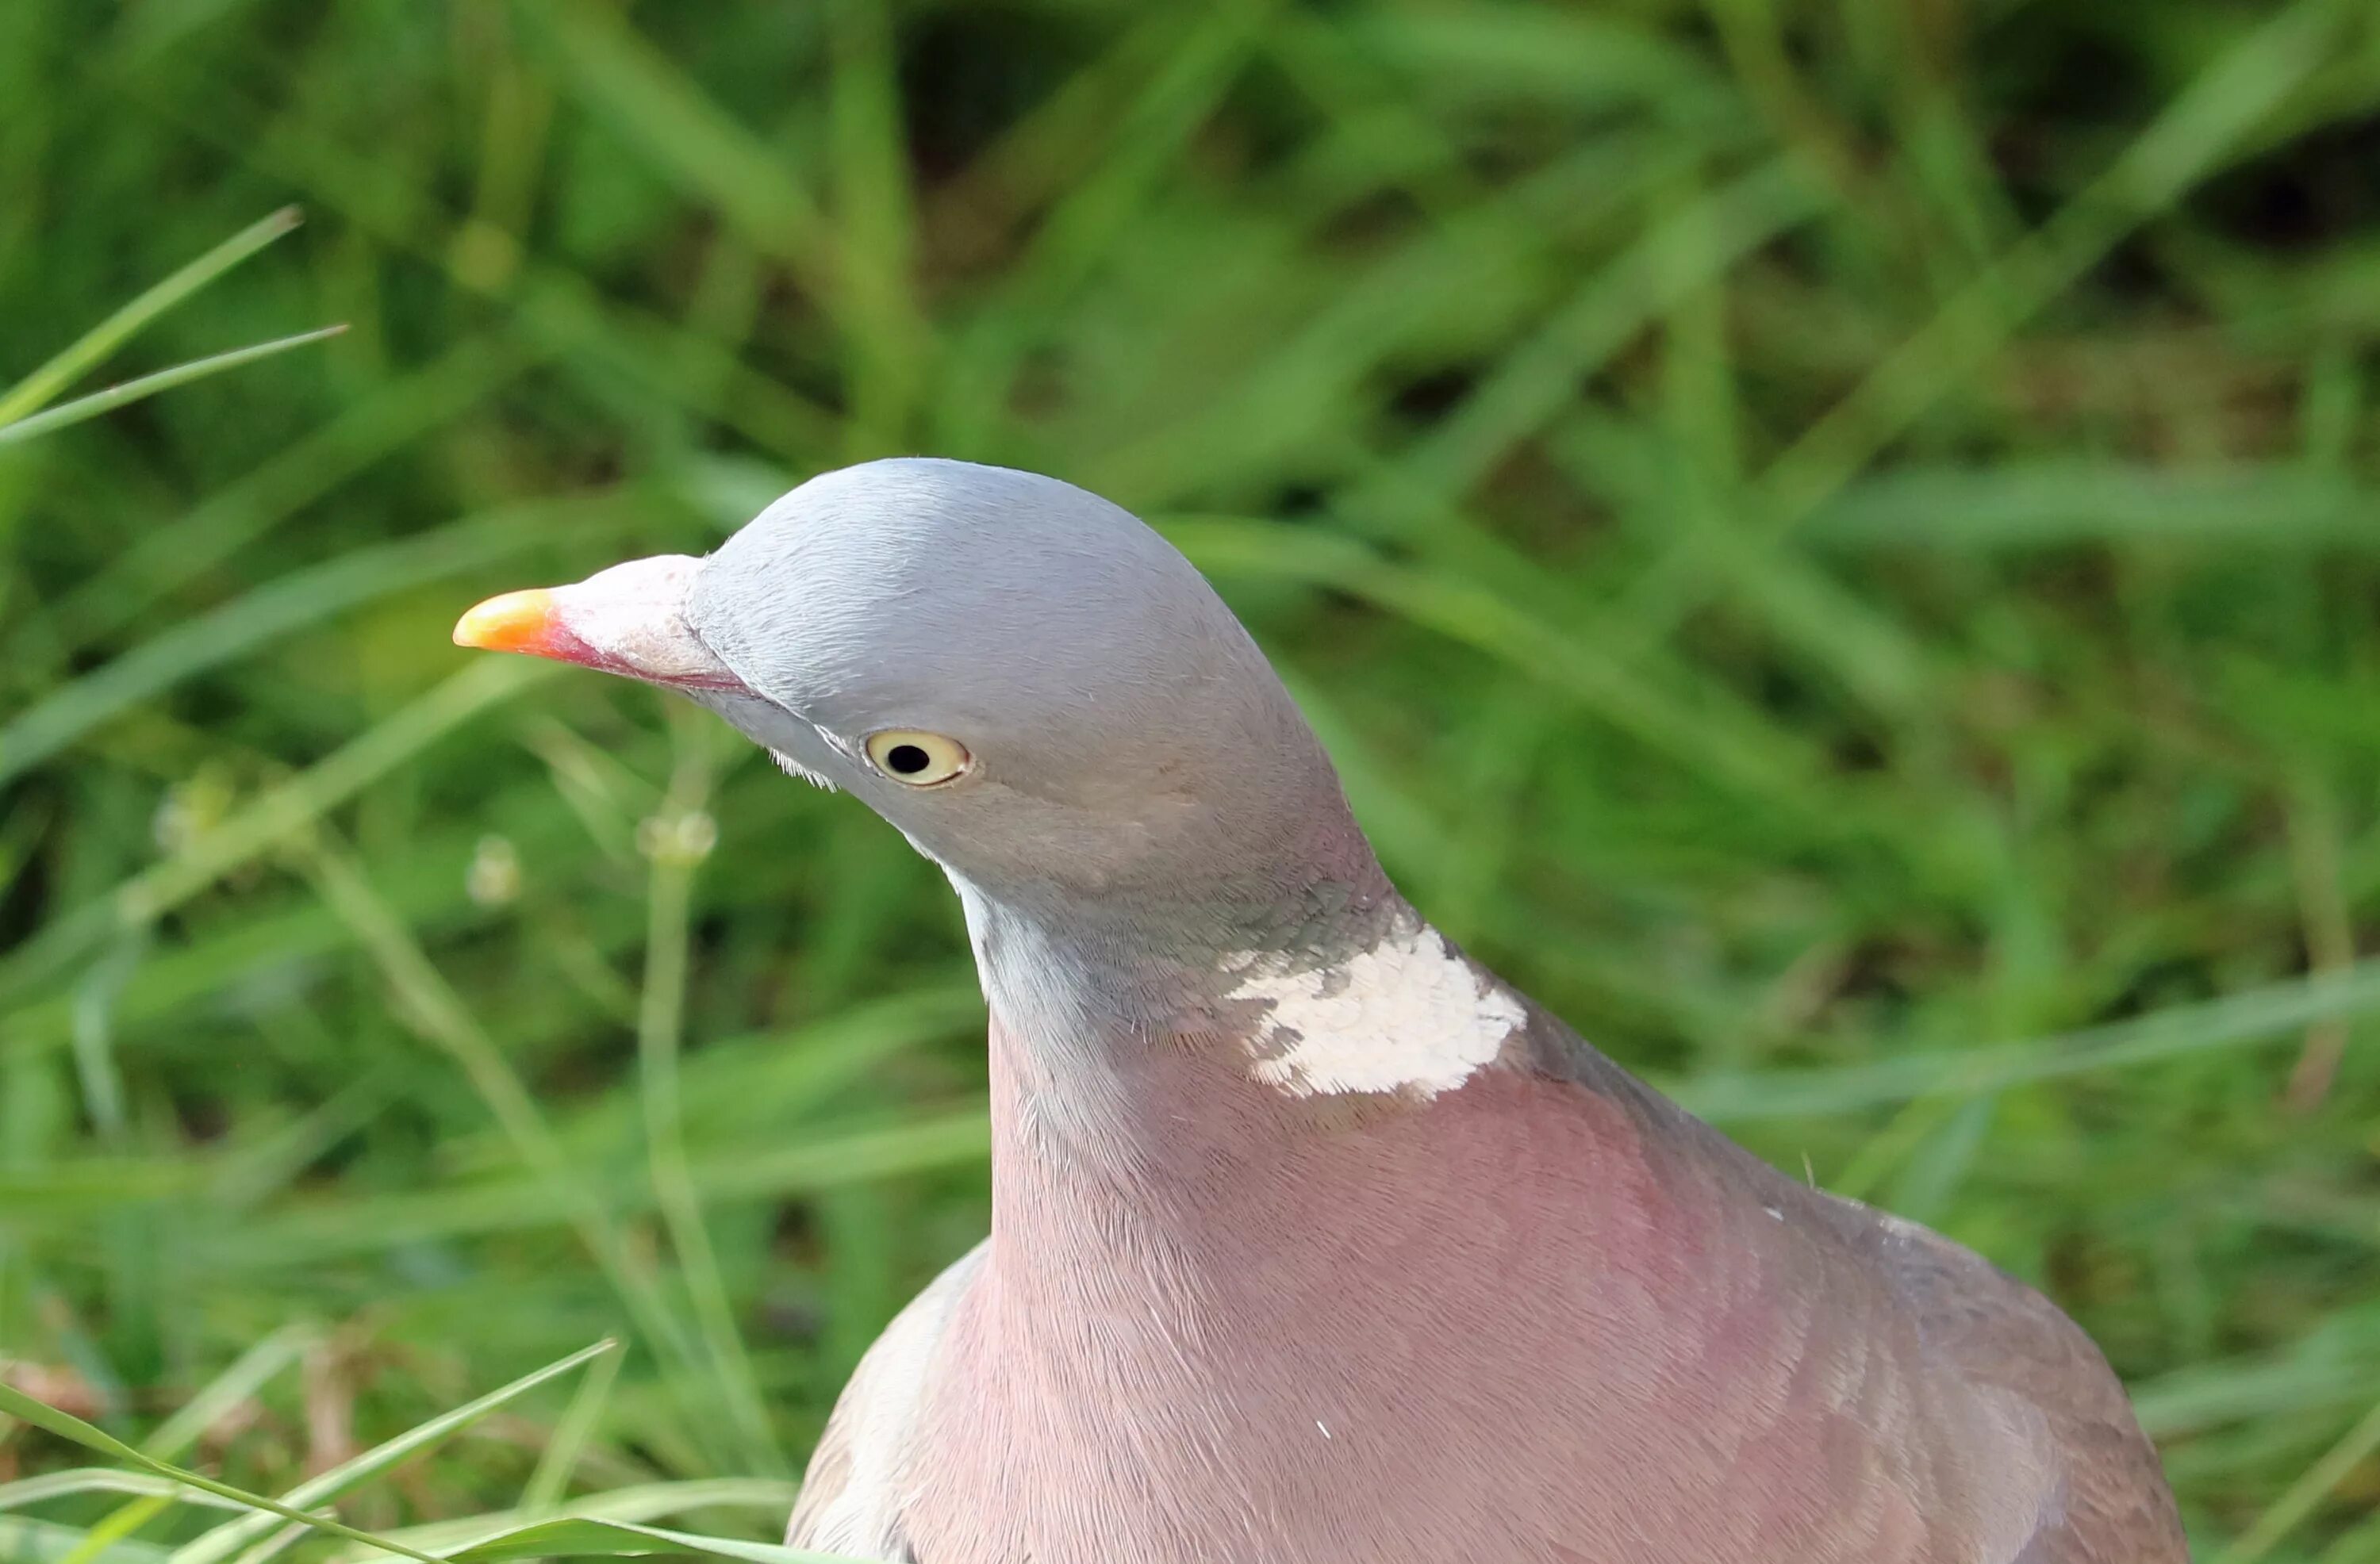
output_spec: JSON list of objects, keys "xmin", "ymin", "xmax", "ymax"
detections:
[
  {"xmin": 787, "ymin": 1240, "xmax": 987, "ymax": 1562},
  {"xmin": 1505, "ymin": 995, "xmax": 2186, "ymax": 1562},
  {"xmin": 1842, "ymin": 1204, "xmax": 2190, "ymax": 1562}
]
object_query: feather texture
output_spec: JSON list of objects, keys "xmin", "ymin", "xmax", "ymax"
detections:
[{"xmin": 786, "ymin": 933, "xmax": 2186, "ymax": 1564}]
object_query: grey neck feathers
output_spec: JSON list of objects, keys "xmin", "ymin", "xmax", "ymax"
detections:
[
  {"xmin": 953, "ymin": 849, "xmax": 1400, "ymax": 1048},
  {"xmin": 947, "ymin": 807, "xmax": 1399, "ymax": 1155}
]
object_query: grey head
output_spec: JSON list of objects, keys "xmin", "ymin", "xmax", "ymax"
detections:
[{"xmin": 454, "ymin": 458, "xmax": 1386, "ymax": 940}]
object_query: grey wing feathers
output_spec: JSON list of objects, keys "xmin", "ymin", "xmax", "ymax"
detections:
[
  {"xmin": 1861, "ymin": 1209, "xmax": 2189, "ymax": 1563},
  {"xmin": 1514, "ymin": 989, "xmax": 2186, "ymax": 1562},
  {"xmin": 787, "ymin": 1242, "xmax": 986, "ymax": 1562}
]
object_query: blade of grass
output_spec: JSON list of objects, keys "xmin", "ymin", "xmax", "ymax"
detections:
[
  {"xmin": 0, "ymin": 492, "xmax": 643, "ymax": 790},
  {"xmin": 1163, "ymin": 516, "xmax": 1829, "ymax": 819},
  {"xmin": 479, "ymin": 983, "xmax": 986, "ymax": 1175},
  {"xmin": 0, "ymin": 208, "xmax": 301, "ymax": 427},
  {"xmin": 40, "ymin": 1320, "xmax": 321, "ymax": 1564},
  {"xmin": 2213, "ymin": 1390, "xmax": 2380, "ymax": 1563},
  {"xmin": 57, "ymin": 1498, "xmax": 190, "ymax": 1564},
  {"xmin": 1806, "ymin": 461, "xmax": 2380, "ymax": 549},
  {"xmin": 67, "ymin": 930, "xmax": 144, "ymax": 1144},
  {"xmin": 1756, "ymin": 0, "xmax": 2349, "ymax": 537},
  {"xmin": 823, "ymin": 0, "xmax": 929, "ymax": 454},
  {"xmin": 145, "ymin": 1328, "xmax": 317, "ymax": 1454},
  {"xmin": 208, "ymin": 1112, "xmax": 992, "ymax": 1265},
  {"xmin": 934, "ymin": 0, "xmax": 1276, "ymax": 451},
  {"xmin": 1077, "ymin": 130, "xmax": 1719, "ymax": 505},
  {"xmin": 2133, "ymin": 1334, "xmax": 2380, "ymax": 1439},
  {"xmin": 0, "ymin": 656, "xmax": 558, "ymax": 1014},
  {"xmin": 2320, "ymin": 1516, "xmax": 2380, "ymax": 1564},
  {"xmin": 129, "ymin": 78, "xmax": 840, "ymax": 462},
  {"xmin": 141, "ymin": 665, "xmax": 498, "ymax": 911},
  {"xmin": 522, "ymin": 0, "xmax": 835, "ymax": 295},
  {"xmin": 517, "ymin": 1343, "xmax": 624, "ymax": 1514},
  {"xmin": 1679, "ymin": 959, "xmax": 2380, "ymax": 1121},
  {"xmin": 0, "ymin": 1518, "xmax": 172, "ymax": 1564},
  {"xmin": 1355, "ymin": 155, "xmax": 1825, "ymax": 531},
  {"xmin": 526, "ymin": 0, "xmax": 932, "ymax": 450},
  {"xmin": 330, "ymin": 1481, "xmax": 800, "ymax": 1562},
  {"xmin": 0, "ymin": 327, "xmax": 346, "ymax": 446},
  {"xmin": 164, "ymin": 1340, "xmax": 618, "ymax": 1564},
  {"xmin": 0, "ymin": 1381, "xmax": 446, "ymax": 1564},
  {"xmin": 442, "ymin": 1517, "xmax": 850, "ymax": 1564},
  {"xmin": 0, "ymin": 1472, "xmax": 245, "ymax": 1510},
  {"xmin": 290, "ymin": 836, "xmax": 732, "ymax": 1465},
  {"xmin": 635, "ymin": 723, "xmax": 785, "ymax": 1475},
  {"xmin": 1589, "ymin": 0, "xmax": 2356, "ymax": 723},
  {"xmin": 45, "ymin": 334, "xmax": 544, "ymax": 647}
]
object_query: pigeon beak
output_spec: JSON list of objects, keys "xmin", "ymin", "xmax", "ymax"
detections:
[{"xmin": 453, "ymin": 554, "xmax": 750, "ymax": 692}]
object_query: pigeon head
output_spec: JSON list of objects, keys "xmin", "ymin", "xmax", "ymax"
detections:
[{"xmin": 455, "ymin": 458, "xmax": 1377, "ymax": 917}]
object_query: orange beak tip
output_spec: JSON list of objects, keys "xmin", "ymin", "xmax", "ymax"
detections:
[{"xmin": 453, "ymin": 588, "xmax": 559, "ymax": 654}]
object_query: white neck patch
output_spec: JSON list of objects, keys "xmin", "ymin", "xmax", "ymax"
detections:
[{"xmin": 1223, "ymin": 918, "xmax": 1526, "ymax": 1098}]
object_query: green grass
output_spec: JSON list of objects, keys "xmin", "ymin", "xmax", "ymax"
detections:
[{"xmin": 3, "ymin": 1, "xmax": 2380, "ymax": 1558}]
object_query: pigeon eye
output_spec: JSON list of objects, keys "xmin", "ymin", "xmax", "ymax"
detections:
[{"xmin": 865, "ymin": 730, "xmax": 972, "ymax": 786}]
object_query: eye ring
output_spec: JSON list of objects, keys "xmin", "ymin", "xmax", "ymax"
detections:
[{"xmin": 864, "ymin": 730, "xmax": 973, "ymax": 787}]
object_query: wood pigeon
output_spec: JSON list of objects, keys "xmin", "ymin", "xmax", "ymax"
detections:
[{"xmin": 455, "ymin": 458, "xmax": 2186, "ymax": 1564}]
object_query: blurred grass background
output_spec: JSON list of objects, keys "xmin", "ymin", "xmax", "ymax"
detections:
[{"xmin": 3, "ymin": 0, "xmax": 2380, "ymax": 1557}]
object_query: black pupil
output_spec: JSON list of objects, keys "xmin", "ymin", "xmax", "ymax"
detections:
[{"xmin": 886, "ymin": 743, "xmax": 931, "ymax": 775}]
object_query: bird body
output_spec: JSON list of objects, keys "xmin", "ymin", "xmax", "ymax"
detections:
[
  {"xmin": 454, "ymin": 458, "xmax": 2188, "ymax": 1564},
  {"xmin": 795, "ymin": 910, "xmax": 2166, "ymax": 1564}
]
